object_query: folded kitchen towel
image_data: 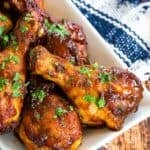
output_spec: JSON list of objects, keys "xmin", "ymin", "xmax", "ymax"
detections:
[{"xmin": 71, "ymin": 0, "xmax": 150, "ymax": 81}]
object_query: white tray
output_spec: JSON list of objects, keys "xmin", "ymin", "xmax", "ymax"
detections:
[{"xmin": 0, "ymin": 0, "xmax": 149, "ymax": 149}]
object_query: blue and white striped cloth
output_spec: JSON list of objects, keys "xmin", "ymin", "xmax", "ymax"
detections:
[{"xmin": 72, "ymin": 0, "xmax": 150, "ymax": 81}]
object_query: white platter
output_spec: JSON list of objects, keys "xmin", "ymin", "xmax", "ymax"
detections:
[{"xmin": 0, "ymin": 0, "xmax": 150, "ymax": 149}]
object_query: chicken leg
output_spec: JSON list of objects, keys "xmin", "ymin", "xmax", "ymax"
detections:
[
  {"xmin": 18, "ymin": 75, "xmax": 82, "ymax": 150},
  {"xmin": 0, "ymin": 3, "xmax": 42, "ymax": 133},
  {"xmin": 29, "ymin": 46, "xmax": 143, "ymax": 130}
]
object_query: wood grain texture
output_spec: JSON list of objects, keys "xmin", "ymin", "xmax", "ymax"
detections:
[{"xmin": 99, "ymin": 117, "xmax": 150, "ymax": 150}]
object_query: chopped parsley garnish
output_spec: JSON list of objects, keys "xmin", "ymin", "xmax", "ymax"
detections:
[
  {"xmin": 99, "ymin": 73, "xmax": 111, "ymax": 83},
  {"xmin": 44, "ymin": 19, "xmax": 69, "ymax": 38},
  {"xmin": 34, "ymin": 111, "xmax": 41, "ymax": 120},
  {"xmin": 0, "ymin": 76, "xmax": 8, "ymax": 91},
  {"xmin": 12, "ymin": 82, "xmax": 22, "ymax": 97},
  {"xmin": 0, "ymin": 27, "xmax": 5, "ymax": 36},
  {"xmin": 24, "ymin": 13, "xmax": 32, "ymax": 22},
  {"xmin": 32, "ymin": 90, "xmax": 46, "ymax": 102},
  {"xmin": 12, "ymin": 73, "xmax": 22, "ymax": 97},
  {"xmin": 70, "ymin": 57, "xmax": 76, "ymax": 65},
  {"xmin": 87, "ymin": 79, "xmax": 92, "ymax": 86},
  {"xmin": 79, "ymin": 67, "xmax": 91, "ymax": 77},
  {"xmin": 13, "ymin": 72, "xmax": 20, "ymax": 81},
  {"xmin": 9, "ymin": 55, "xmax": 19, "ymax": 64},
  {"xmin": 69, "ymin": 105, "xmax": 74, "ymax": 111},
  {"xmin": 84, "ymin": 94, "xmax": 97, "ymax": 103},
  {"xmin": 96, "ymin": 98, "xmax": 106, "ymax": 108},
  {"xmin": 83, "ymin": 94, "xmax": 106, "ymax": 108},
  {"xmin": 20, "ymin": 25, "xmax": 29, "ymax": 33},
  {"xmin": 0, "ymin": 54, "xmax": 20, "ymax": 70},
  {"xmin": 54, "ymin": 107, "xmax": 67, "ymax": 118},
  {"xmin": 92, "ymin": 62, "xmax": 99, "ymax": 69},
  {"xmin": 0, "ymin": 15, "xmax": 7, "ymax": 22},
  {"xmin": 1, "ymin": 35, "xmax": 9, "ymax": 46}
]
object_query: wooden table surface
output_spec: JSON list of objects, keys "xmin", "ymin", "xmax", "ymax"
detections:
[{"xmin": 99, "ymin": 117, "xmax": 150, "ymax": 150}]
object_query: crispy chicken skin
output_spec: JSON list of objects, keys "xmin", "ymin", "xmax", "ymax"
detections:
[
  {"xmin": 18, "ymin": 75, "xmax": 82, "ymax": 150},
  {"xmin": 29, "ymin": 46, "xmax": 143, "ymax": 130},
  {"xmin": 0, "ymin": 4, "xmax": 42, "ymax": 133},
  {"xmin": 0, "ymin": 12, "xmax": 12, "ymax": 34},
  {"xmin": 46, "ymin": 20, "xmax": 89, "ymax": 65}
]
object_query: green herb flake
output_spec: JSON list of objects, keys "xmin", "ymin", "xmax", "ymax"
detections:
[
  {"xmin": 0, "ymin": 62, "xmax": 5, "ymax": 70},
  {"xmin": 20, "ymin": 25, "xmax": 29, "ymax": 33},
  {"xmin": 87, "ymin": 79, "xmax": 92, "ymax": 86},
  {"xmin": 0, "ymin": 77, "xmax": 8, "ymax": 91},
  {"xmin": 96, "ymin": 98, "xmax": 106, "ymax": 108},
  {"xmin": 99, "ymin": 65, "xmax": 105, "ymax": 69},
  {"xmin": 9, "ymin": 55, "xmax": 19, "ymax": 64},
  {"xmin": 24, "ymin": 13, "xmax": 32, "ymax": 22},
  {"xmin": 99, "ymin": 73, "xmax": 111, "ymax": 83},
  {"xmin": 34, "ymin": 111, "xmax": 41, "ymax": 120},
  {"xmin": 32, "ymin": 90, "xmax": 46, "ymax": 102},
  {"xmin": 0, "ymin": 27, "xmax": 5, "ymax": 36},
  {"xmin": 12, "ymin": 82, "xmax": 22, "ymax": 97},
  {"xmin": 0, "ymin": 54, "xmax": 20, "ymax": 70},
  {"xmin": 83, "ymin": 94, "xmax": 97, "ymax": 103},
  {"xmin": 92, "ymin": 62, "xmax": 99, "ymax": 69},
  {"xmin": 55, "ymin": 107, "xmax": 67, "ymax": 118},
  {"xmin": 69, "ymin": 57, "xmax": 76, "ymax": 65},
  {"xmin": 79, "ymin": 67, "xmax": 91, "ymax": 77},
  {"xmin": 1, "ymin": 35, "xmax": 9, "ymax": 47},
  {"xmin": 0, "ymin": 15, "xmax": 7, "ymax": 22},
  {"xmin": 69, "ymin": 105, "xmax": 74, "ymax": 111},
  {"xmin": 44, "ymin": 19, "xmax": 69, "ymax": 38},
  {"xmin": 13, "ymin": 72, "xmax": 20, "ymax": 82},
  {"xmin": 12, "ymin": 73, "xmax": 22, "ymax": 97}
]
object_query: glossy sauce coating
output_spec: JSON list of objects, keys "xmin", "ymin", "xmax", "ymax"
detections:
[
  {"xmin": 46, "ymin": 20, "xmax": 89, "ymax": 65},
  {"xmin": 18, "ymin": 75, "xmax": 82, "ymax": 150},
  {"xmin": 0, "ymin": 0, "xmax": 43, "ymax": 133},
  {"xmin": 29, "ymin": 46, "xmax": 143, "ymax": 130}
]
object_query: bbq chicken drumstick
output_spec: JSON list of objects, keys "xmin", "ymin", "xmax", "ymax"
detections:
[
  {"xmin": 29, "ymin": 46, "xmax": 143, "ymax": 130},
  {"xmin": 0, "ymin": 3, "xmax": 42, "ymax": 133},
  {"xmin": 18, "ymin": 75, "xmax": 82, "ymax": 150}
]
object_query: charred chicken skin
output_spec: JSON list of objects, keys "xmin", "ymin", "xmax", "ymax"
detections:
[
  {"xmin": 29, "ymin": 46, "xmax": 143, "ymax": 130},
  {"xmin": 0, "ymin": 2, "xmax": 42, "ymax": 133},
  {"xmin": 31, "ymin": 15, "xmax": 89, "ymax": 66},
  {"xmin": 18, "ymin": 75, "xmax": 82, "ymax": 150},
  {"xmin": 45, "ymin": 20, "xmax": 89, "ymax": 65}
]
